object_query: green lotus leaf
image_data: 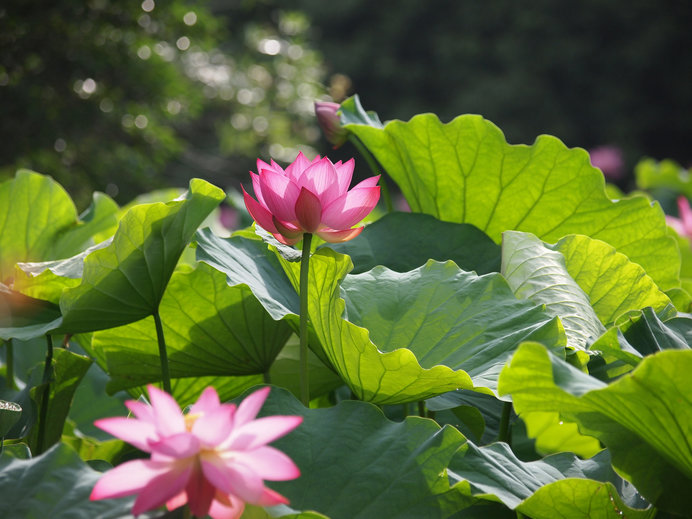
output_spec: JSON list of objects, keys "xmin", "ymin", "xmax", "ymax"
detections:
[
  {"xmin": 552, "ymin": 234, "xmax": 671, "ymax": 326},
  {"xmin": 12, "ymin": 240, "xmax": 112, "ymax": 304},
  {"xmin": 346, "ymin": 112, "xmax": 679, "ymax": 291},
  {"xmin": 0, "ymin": 170, "xmax": 119, "ymax": 283},
  {"xmin": 88, "ymin": 261, "xmax": 291, "ymax": 384},
  {"xmin": 28, "ymin": 348, "xmax": 93, "ymax": 455},
  {"xmin": 285, "ymin": 248, "xmax": 563, "ymax": 404},
  {"xmin": 326, "ymin": 212, "xmax": 501, "ymax": 275},
  {"xmin": 0, "ymin": 284, "xmax": 62, "ymax": 341},
  {"xmin": 57, "ymin": 178, "xmax": 225, "ymax": 333},
  {"xmin": 589, "ymin": 307, "xmax": 692, "ymax": 383},
  {"xmin": 499, "ymin": 342, "xmax": 692, "ymax": 515},
  {"xmin": 195, "ymin": 228, "xmax": 300, "ymax": 321},
  {"xmin": 635, "ymin": 158, "xmax": 692, "ymax": 198},
  {"xmin": 195, "ymin": 228, "xmax": 335, "ymax": 367},
  {"xmin": 50, "ymin": 192, "xmax": 120, "ymax": 260},
  {"xmin": 0, "ymin": 443, "xmax": 135, "ymax": 519},
  {"xmin": 449, "ymin": 443, "xmax": 653, "ymax": 519},
  {"xmin": 251, "ymin": 386, "xmax": 471, "ymax": 519},
  {"xmin": 0, "ymin": 400, "xmax": 22, "ymax": 439},
  {"xmin": 119, "ymin": 375, "xmax": 263, "ymax": 411}
]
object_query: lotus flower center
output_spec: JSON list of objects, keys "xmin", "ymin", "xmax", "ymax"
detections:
[{"xmin": 184, "ymin": 411, "xmax": 202, "ymax": 431}]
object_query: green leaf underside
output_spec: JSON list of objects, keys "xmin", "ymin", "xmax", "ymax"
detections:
[
  {"xmin": 339, "ymin": 94, "xmax": 384, "ymax": 129},
  {"xmin": 254, "ymin": 387, "xmax": 470, "ymax": 519},
  {"xmin": 57, "ymin": 179, "xmax": 225, "ymax": 333},
  {"xmin": 0, "ymin": 443, "xmax": 135, "ymax": 519},
  {"xmin": 339, "ymin": 258, "xmax": 564, "ymax": 398},
  {"xmin": 0, "ymin": 170, "xmax": 79, "ymax": 283},
  {"xmin": 12, "ymin": 239, "xmax": 113, "ymax": 304},
  {"xmin": 346, "ymin": 113, "xmax": 679, "ymax": 291},
  {"xmin": 326, "ymin": 212, "xmax": 501, "ymax": 275},
  {"xmin": 50, "ymin": 192, "xmax": 120, "ymax": 261},
  {"xmin": 0, "ymin": 171, "xmax": 119, "ymax": 285},
  {"xmin": 0, "ymin": 284, "xmax": 63, "ymax": 340},
  {"xmin": 502, "ymin": 231, "xmax": 605, "ymax": 351},
  {"xmin": 449, "ymin": 443, "xmax": 653, "ymax": 518},
  {"xmin": 91, "ymin": 262, "xmax": 292, "ymax": 386},
  {"xmin": 499, "ymin": 342, "xmax": 692, "ymax": 515}
]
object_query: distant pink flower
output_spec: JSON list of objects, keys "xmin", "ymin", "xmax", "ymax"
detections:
[
  {"xmin": 90, "ymin": 386, "xmax": 302, "ymax": 519},
  {"xmin": 589, "ymin": 145, "xmax": 625, "ymax": 180},
  {"xmin": 243, "ymin": 152, "xmax": 380, "ymax": 245},
  {"xmin": 314, "ymin": 101, "xmax": 348, "ymax": 148},
  {"xmin": 667, "ymin": 196, "xmax": 692, "ymax": 240}
]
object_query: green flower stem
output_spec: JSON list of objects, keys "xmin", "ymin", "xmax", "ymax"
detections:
[
  {"xmin": 348, "ymin": 135, "xmax": 393, "ymax": 213},
  {"xmin": 497, "ymin": 401, "xmax": 513, "ymax": 444},
  {"xmin": 417, "ymin": 401, "xmax": 425, "ymax": 417},
  {"xmin": 299, "ymin": 233, "xmax": 313, "ymax": 407},
  {"xmin": 263, "ymin": 370, "xmax": 271, "ymax": 384},
  {"xmin": 37, "ymin": 334, "xmax": 54, "ymax": 454},
  {"xmin": 153, "ymin": 309, "xmax": 172, "ymax": 394},
  {"xmin": 4, "ymin": 339, "xmax": 16, "ymax": 390}
]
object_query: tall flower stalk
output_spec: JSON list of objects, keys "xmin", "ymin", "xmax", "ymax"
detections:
[
  {"xmin": 243, "ymin": 153, "xmax": 380, "ymax": 405},
  {"xmin": 298, "ymin": 233, "xmax": 313, "ymax": 406}
]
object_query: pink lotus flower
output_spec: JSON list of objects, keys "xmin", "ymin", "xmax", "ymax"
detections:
[
  {"xmin": 314, "ymin": 101, "xmax": 348, "ymax": 148},
  {"xmin": 589, "ymin": 145, "xmax": 625, "ymax": 180},
  {"xmin": 90, "ymin": 386, "xmax": 302, "ymax": 519},
  {"xmin": 243, "ymin": 152, "xmax": 380, "ymax": 245},
  {"xmin": 667, "ymin": 195, "xmax": 692, "ymax": 240}
]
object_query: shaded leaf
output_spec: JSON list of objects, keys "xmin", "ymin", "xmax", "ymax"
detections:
[
  {"xmin": 195, "ymin": 228, "xmax": 300, "ymax": 322},
  {"xmin": 0, "ymin": 284, "xmax": 62, "ymax": 341},
  {"xmin": 254, "ymin": 386, "xmax": 471, "ymax": 519},
  {"xmin": 28, "ymin": 348, "xmax": 92, "ymax": 454},
  {"xmin": 0, "ymin": 443, "xmax": 136, "ymax": 519},
  {"xmin": 91, "ymin": 262, "xmax": 292, "ymax": 387},
  {"xmin": 499, "ymin": 342, "xmax": 692, "ymax": 515},
  {"xmin": 326, "ymin": 212, "xmax": 501, "ymax": 275},
  {"xmin": 449, "ymin": 444, "xmax": 653, "ymax": 518}
]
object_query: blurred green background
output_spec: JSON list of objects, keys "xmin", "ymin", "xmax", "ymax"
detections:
[{"xmin": 1, "ymin": 0, "xmax": 690, "ymax": 206}]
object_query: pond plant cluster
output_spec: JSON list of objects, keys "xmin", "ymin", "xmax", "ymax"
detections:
[{"xmin": 0, "ymin": 96, "xmax": 691, "ymax": 518}]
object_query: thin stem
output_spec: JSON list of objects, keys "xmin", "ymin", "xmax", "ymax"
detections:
[
  {"xmin": 262, "ymin": 370, "xmax": 271, "ymax": 384},
  {"xmin": 37, "ymin": 334, "xmax": 54, "ymax": 454},
  {"xmin": 299, "ymin": 233, "xmax": 313, "ymax": 407},
  {"xmin": 5, "ymin": 339, "xmax": 16, "ymax": 390},
  {"xmin": 418, "ymin": 400, "xmax": 425, "ymax": 417},
  {"xmin": 153, "ymin": 309, "xmax": 171, "ymax": 394},
  {"xmin": 348, "ymin": 135, "xmax": 393, "ymax": 213},
  {"xmin": 498, "ymin": 401, "xmax": 513, "ymax": 444}
]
